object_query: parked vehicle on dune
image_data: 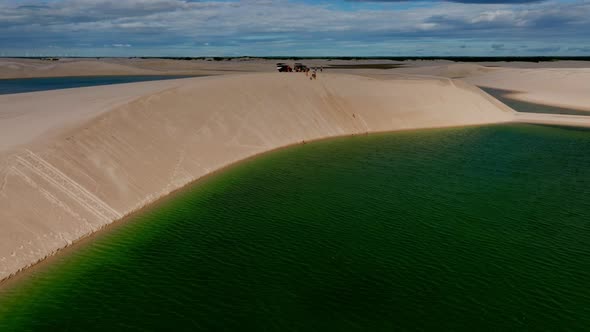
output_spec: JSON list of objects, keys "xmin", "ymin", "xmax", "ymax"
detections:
[
  {"xmin": 276, "ymin": 63, "xmax": 292, "ymax": 72},
  {"xmin": 294, "ymin": 63, "xmax": 308, "ymax": 72}
]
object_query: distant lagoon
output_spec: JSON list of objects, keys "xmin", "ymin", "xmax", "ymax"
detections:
[
  {"xmin": 479, "ymin": 86, "xmax": 590, "ymax": 116},
  {"xmin": 0, "ymin": 75, "xmax": 198, "ymax": 95}
]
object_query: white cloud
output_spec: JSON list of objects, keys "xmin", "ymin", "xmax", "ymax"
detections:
[{"xmin": 0, "ymin": 0, "xmax": 588, "ymax": 55}]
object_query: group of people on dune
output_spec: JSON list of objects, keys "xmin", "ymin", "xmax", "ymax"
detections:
[
  {"xmin": 304, "ymin": 66, "xmax": 322, "ymax": 80},
  {"xmin": 277, "ymin": 62, "xmax": 323, "ymax": 80}
]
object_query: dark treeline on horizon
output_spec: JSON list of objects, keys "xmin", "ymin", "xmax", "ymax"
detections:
[
  {"xmin": 233, "ymin": 56, "xmax": 590, "ymax": 62},
  {"xmin": 3, "ymin": 56, "xmax": 590, "ymax": 62}
]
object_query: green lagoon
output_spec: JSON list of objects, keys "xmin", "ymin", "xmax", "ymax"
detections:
[{"xmin": 0, "ymin": 124, "xmax": 589, "ymax": 331}]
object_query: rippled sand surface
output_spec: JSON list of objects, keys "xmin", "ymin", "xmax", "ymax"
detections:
[{"xmin": 1, "ymin": 124, "xmax": 589, "ymax": 331}]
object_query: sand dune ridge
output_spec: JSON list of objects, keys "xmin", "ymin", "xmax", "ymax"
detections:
[{"xmin": 0, "ymin": 73, "xmax": 514, "ymax": 281}]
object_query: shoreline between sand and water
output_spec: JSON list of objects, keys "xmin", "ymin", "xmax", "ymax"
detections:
[
  {"xmin": 0, "ymin": 121, "xmax": 520, "ymax": 288},
  {"xmin": 0, "ymin": 71, "xmax": 514, "ymax": 283},
  {"xmin": 477, "ymin": 87, "xmax": 590, "ymax": 116},
  {"xmin": 0, "ymin": 68, "xmax": 588, "ymax": 283},
  {"xmin": 0, "ymin": 75, "xmax": 204, "ymax": 95},
  {"xmin": 2, "ymin": 122, "xmax": 589, "ymax": 331}
]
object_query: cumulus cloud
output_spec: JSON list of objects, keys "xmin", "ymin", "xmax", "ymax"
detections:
[
  {"xmin": 350, "ymin": 0, "xmax": 544, "ymax": 4},
  {"xmin": 0, "ymin": 0, "xmax": 588, "ymax": 55}
]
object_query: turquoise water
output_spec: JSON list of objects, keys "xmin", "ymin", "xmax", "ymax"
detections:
[
  {"xmin": 0, "ymin": 75, "xmax": 196, "ymax": 95},
  {"xmin": 0, "ymin": 124, "xmax": 589, "ymax": 331}
]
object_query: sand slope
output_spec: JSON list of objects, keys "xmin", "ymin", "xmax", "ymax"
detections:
[
  {"xmin": 0, "ymin": 58, "xmax": 275, "ymax": 79},
  {"xmin": 0, "ymin": 77, "xmax": 199, "ymax": 151},
  {"xmin": 464, "ymin": 68, "xmax": 590, "ymax": 112},
  {"xmin": 390, "ymin": 63, "xmax": 495, "ymax": 79},
  {"xmin": 0, "ymin": 73, "xmax": 513, "ymax": 281},
  {"xmin": 0, "ymin": 59, "xmax": 160, "ymax": 78},
  {"xmin": 385, "ymin": 63, "xmax": 590, "ymax": 112}
]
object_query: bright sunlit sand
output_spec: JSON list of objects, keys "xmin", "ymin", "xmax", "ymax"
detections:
[{"xmin": 1, "ymin": 0, "xmax": 590, "ymax": 329}]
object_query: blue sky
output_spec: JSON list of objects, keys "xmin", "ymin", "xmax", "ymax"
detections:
[{"xmin": 0, "ymin": 0, "xmax": 589, "ymax": 56}]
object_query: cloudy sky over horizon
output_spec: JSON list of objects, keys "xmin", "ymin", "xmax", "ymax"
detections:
[{"xmin": 1, "ymin": 0, "xmax": 589, "ymax": 56}]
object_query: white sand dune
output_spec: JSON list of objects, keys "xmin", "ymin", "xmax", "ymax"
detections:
[
  {"xmin": 387, "ymin": 63, "xmax": 590, "ymax": 112},
  {"xmin": 390, "ymin": 63, "xmax": 496, "ymax": 79},
  {"xmin": 0, "ymin": 58, "xmax": 160, "ymax": 78},
  {"xmin": 0, "ymin": 58, "xmax": 275, "ymax": 79},
  {"xmin": 0, "ymin": 77, "xmax": 198, "ymax": 151},
  {"xmin": 464, "ymin": 68, "xmax": 590, "ymax": 112},
  {"xmin": 0, "ymin": 72, "xmax": 514, "ymax": 281},
  {"xmin": 2, "ymin": 58, "xmax": 589, "ymax": 113}
]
